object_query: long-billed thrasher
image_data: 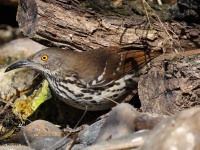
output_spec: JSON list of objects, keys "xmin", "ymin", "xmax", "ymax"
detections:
[{"xmin": 5, "ymin": 47, "xmax": 161, "ymax": 111}]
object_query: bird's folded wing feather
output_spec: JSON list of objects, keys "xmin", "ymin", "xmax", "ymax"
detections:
[{"xmin": 75, "ymin": 47, "xmax": 161, "ymax": 88}]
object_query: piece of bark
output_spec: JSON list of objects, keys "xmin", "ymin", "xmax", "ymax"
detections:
[
  {"xmin": 138, "ymin": 49, "xmax": 200, "ymax": 115},
  {"xmin": 16, "ymin": 0, "xmax": 200, "ymax": 51}
]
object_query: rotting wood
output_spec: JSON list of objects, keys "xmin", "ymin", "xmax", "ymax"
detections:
[
  {"xmin": 17, "ymin": 0, "xmax": 200, "ymax": 51},
  {"xmin": 139, "ymin": 49, "xmax": 200, "ymax": 115}
]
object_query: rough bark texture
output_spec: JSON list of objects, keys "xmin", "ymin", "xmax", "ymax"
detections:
[
  {"xmin": 138, "ymin": 50, "xmax": 200, "ymax": 115},
  {"xmin": 17, "ymin": 0, "xmax": 200, "ymax": 51}
]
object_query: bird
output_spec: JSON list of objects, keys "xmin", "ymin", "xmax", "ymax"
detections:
[{"xmin": 5, "ymin": 46, "xmax": 161, "ymax": 111}]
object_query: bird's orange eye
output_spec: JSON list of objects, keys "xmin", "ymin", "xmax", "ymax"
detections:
[{"xmin": 41, "ymin": 54, "xmax": 48, "ymax": 61}]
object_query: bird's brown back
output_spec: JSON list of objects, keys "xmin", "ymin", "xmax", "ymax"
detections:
[{"xmin": 67, "ymin": 47, "xmax": 161, "ymax": 87}]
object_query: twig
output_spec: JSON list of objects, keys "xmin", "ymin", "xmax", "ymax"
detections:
[
  {"xmin": 142, "ymin": 0, "xmax": 152, "ymax": 29},
  {"xmin": 0, "ymin": 95, "xmax": 16, "ymax": 115},
  {"xmin": 101, "ymin": 96, "xmax": 119, "ymax": 105}
]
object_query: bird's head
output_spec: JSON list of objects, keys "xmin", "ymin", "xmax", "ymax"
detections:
[{"xmin": 5, "ymin": 48, "xmax": 72, "ymax": 78}]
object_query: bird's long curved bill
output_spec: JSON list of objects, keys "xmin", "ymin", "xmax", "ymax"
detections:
[{"xmin": 5, "ymin": 60, "xmax": 31, "ymax": 72}]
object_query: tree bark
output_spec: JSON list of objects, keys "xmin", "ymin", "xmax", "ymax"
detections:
[
  {"xmin": 138, "ymin": 49, "xmax": 200, "ymax": 115},
  {"xmin": 17, "ymin": 0, "xmax": 200, "ymax": 51}
]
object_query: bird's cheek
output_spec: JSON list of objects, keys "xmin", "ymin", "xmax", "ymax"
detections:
[{"xmin": 55, "ymin": 61, "xmax": 62, "ymax": 67}]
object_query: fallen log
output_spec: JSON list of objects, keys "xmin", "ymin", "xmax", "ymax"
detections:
[{"xmin": 17, "ymin": 0, "xmax": 200, "ymax": 51}]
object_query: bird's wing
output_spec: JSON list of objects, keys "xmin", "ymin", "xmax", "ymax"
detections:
[{"xmin": 75, "ymin": 47, "xmax": 161, "ymax": 88}]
